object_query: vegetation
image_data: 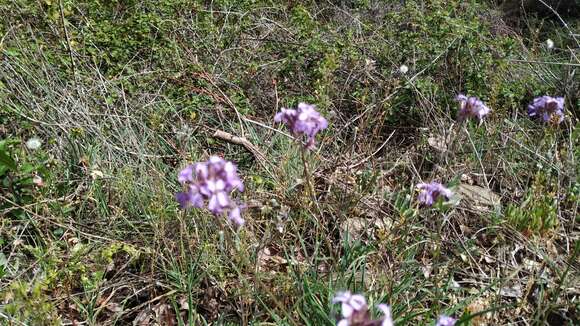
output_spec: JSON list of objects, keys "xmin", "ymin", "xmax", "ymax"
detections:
[{"xmin": 0, "ymin": 0, "xmax": 578, "ymax": 324}]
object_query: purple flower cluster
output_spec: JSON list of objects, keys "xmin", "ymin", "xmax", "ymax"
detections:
[
  {"xmin": 527, "ymin": 96, "xmax": 564, "ymax": 124},
  {"xmin": 275, "ymin": 102, "xmax": 328, "ymax": 149},
  {"xmin": 435, "ymin": 315, "xmax": 457, "ymax": 326},
  {"xmin": 456, "ymin": 94, "xmax": 491, "ymax": 122},
  {"xmin": 416, "ymin": 182, "xmax": 453, "ymax": 207},
  {"xmin": 332, "ymin": 292, "xmax": 456, "ymax": 326},
  {"xmin": 176, "ymin": 156, "xmax": 245, "ymax": 226},
  {"xmin": 333, "ymin": 292, "xmax": 393, "ymax": 326}
]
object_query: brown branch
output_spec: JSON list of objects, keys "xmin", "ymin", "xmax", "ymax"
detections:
[{"xmin": 212, "ymin": 130, "xmax": 268, "ymax": 167}]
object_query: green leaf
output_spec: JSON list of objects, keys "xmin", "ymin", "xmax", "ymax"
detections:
[{"xmin": 0, "ymin": 150, "xmax": 16, "ymax": 170}]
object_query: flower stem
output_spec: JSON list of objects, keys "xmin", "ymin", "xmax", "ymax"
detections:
[{"xmin": 300, "ymin": 147, "xmax": 316, "ymax": 203}]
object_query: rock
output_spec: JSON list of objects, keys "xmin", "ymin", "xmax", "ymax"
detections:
[{"xmin": 457, "ymin": 184, "xmax": 501, "ymax": 212}]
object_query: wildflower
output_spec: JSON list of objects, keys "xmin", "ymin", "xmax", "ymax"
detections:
[
  {"xmin": 435, "ymin": 315, "xmax": 457, "ymax": 326},
  {"xmin": 275, "ymin": 102, "xmax": 328, "ymax": 149},
  {"xmin": 546, "ymin": 39, "xmax": 554, "ymax": 49},
  {"xmin": 333, "ymin": 292, "xmax": 393, "ymax": 326},
  {"xmin": 25, "ymin": 137, "xmax": 42, "ymax": 150},
  {"xmin": 228, "ymin": 205, "xmax": 245, "ymax": 226},
  {"xmin": 416, "ymin": 182, "xmax": 453, "ymax": 207},
  {"xmin": 377, "ymin": 304, "xmax": 394, "ymax": 326},
  {"xmin": 176, "ymin": 156, "xmax": 245, "ymax": 226},
  {"xmin": 455, "ymin": 94, "xmax": 491, "ymax": 122},
  {"xmin": 333, "ymin": 291, "xmax": 367, "ymax": 321},
  {"xmin": 399, "ymin": 65, "xmax": 409, "ymax": 74},
  {"xmin": 527, "ymin": 96, "xmax": 564, "ymax": 124}
]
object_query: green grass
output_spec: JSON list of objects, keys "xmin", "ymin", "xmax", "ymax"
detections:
[{"xmin": 0, "ymin": 0, "xmax": 578, "ymax": 325}]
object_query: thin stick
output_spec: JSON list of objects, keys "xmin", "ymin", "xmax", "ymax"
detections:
[
  {"xmin": 212, "ymin": 129, "xmax": 267, "ymax": 164},
  {"xmin": 348, "ymin": 130, "xmax": 395, "ymax": 169},
  {"xmin": 243, "ymin": 117, "xmax": 296, "ymax": 140}
]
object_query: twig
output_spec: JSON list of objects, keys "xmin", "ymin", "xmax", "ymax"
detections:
[
  {"xmin": 212, "ymin": 129, "xmax": 267, "ymax": 165},
  {"xmin": 121, "ymin": 290, "xmax": 178, "ymax": 316},
  {"xmin": 348, "ymin": 130, "xmax": 395, "ymax": 169},
  {"xmin": 243, "ymin": 117, "xmax": 296, "ymax": 140}
]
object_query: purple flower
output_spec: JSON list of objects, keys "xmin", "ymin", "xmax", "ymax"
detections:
[
  {"xmin": 456, "ymin": 94, "xmax": 491, "ymax": 122},
  {"xmin": 416, "ymin": 182, "xmax": 453, "ymax": 207},
  {"xmin": 377, "ymin": 304, "xmax": 394, "ymax": 326},
  {"xmin": 275, "ymin": 102, "xmax": 328, "ymax": 149},
  {"xmin": 176, "ymin": 156, "xmax": 245, "ymax": 226},
  {"xmin": 228, "ymin": 206, "xmax": 245, "ymax": 226},
  {"xmin": 178, "ymin": 165, "xmax": 194, "ymax": 184},
  {"xmin": 527, "ymin": 96, "xmax": 564, "ymax": 124},
  {"xmin": 332, "ymin": 292, "xmax": 393, "ymax": 326},
  {"xmin": 333, "ymin": 291, "xmax": 368, "ymax": 322},
  {"xmin": 333, "ymin": 291, "xmax": 369, "ymax": 326},
  {"xmin": 175, "ymin": 185, "xmax": 203, "ymax": 209},
  {"xmin": 435, "ymin": 315, "xmax": 457, "ymax": 326}
]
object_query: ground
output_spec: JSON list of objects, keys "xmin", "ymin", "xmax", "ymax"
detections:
[{"xmin": 0, "ymin": 0, "xmax": 578, "ymax": 325}]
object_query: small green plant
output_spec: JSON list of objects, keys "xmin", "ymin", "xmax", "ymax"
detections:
[
  {"xmin": 1, "ymin": 280, "xmax": 61, "ymax": 325},
  {"xmin": 506, "ymin": 175, "xmax": 559, "ymax": 234},
  {"xmin": 0, "ymin": 137, "xmax": 48, "ymax": 219}
]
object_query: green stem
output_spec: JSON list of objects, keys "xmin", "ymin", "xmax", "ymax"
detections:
[{"xmin": 300, "ymin": 147, "xmax": 316, "ymax": 203}]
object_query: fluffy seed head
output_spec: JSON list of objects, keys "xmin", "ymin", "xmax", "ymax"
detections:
[{"xmin": 25, "ymin": 137, "xmax": 42, "ymax": 150}]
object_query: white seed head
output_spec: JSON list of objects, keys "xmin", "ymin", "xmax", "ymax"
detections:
[
  {"xmin": 546, "ymin": 39, "xmax": 554, "ymax": 49},
  {"xmin": 399, "ymin": 64, "xmax": 409, "ymax": 74},
  {"xmin": 25, "ymin": 137, "xmax": 42, "ymax": 150},
  {"xmin": 33, "ymin": 175, "xmax": 44, "ymax": 187}
]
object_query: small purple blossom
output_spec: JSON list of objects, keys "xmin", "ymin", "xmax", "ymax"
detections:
[
  {"xmin": 435, "ymin": 315, "xmax": 457, "ymax": 326},
  {"xmin": 527, "ymin": 96, "xmax": 564, "ymax": 124},
  {"xmin": 455, "ymin": 94, "xmax": 491, "ymax": 122},
  {"xmin": 377, "ymin": 304, "xmax": 394, "ymax": 326},
  {"xmin": 275, "ymin": 102, "xmax": 328, "ymax": 149},
  {"xmin": 332, "ymin": 292, "xmax": 393, "ymax": 326},
  {"xmin": 416, "ymin": 182, "xmax": 453, "ymax": 207},
  {"xmin": 333, "ymin": 291, "xmax": 368, "ymax": 322},
  {"xmin": 176, "ymin": 156, "xmax": 245, "ymax": 226}
]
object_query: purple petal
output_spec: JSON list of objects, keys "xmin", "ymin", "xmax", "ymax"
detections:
[
  {"xmin": 176, "ymin": 192, "xmax": 191, "ymax": 209},
  {"xmin": 349, "ymin": 294, "xmax": 367, "ymax": 311},
  {"xmin": 435, "ymin": 315, "xmax": 457, "ymax": 326},
  {"xmin": 178, "ymin": 166, "xmax": 194, "ymax": 184},
  {"xmin": 337, "ymin": 319, "xmax": 349, "ymax": 326},
  {"xmin": 377, "ymin": 304, "xmax": 394, "ymax": 326},
  {"xmin": 194, "ymin": 163, "xmax": 208, "ymax": 180},
  {"xmin": 332, "ymin": 291, "xmax": 352, "ymax": 304},
  {"xmin": 216, "ymin": 191, "xmax": 229, "ymax": 207},
  {"xmin": 341, "ymin": 303, "xmax": 354, "ymax": 319},
  {"xmin": 208, "ymin": 195, "xmax": 220, "ymax": 214},
  {"xmin": 228, "ymin": 206, "xmax": 245, "ymax": 226}
]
